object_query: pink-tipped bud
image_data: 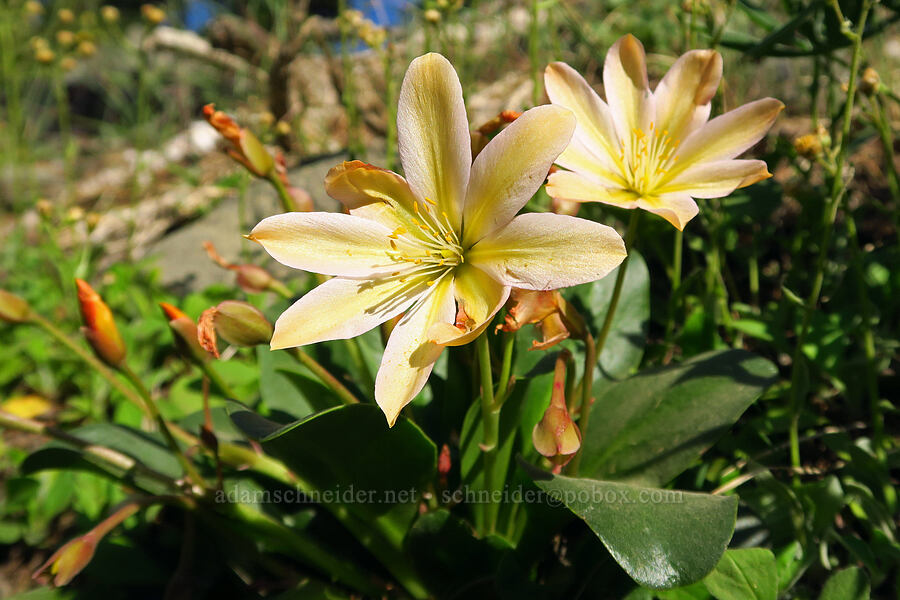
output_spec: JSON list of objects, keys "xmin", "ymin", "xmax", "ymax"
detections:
[
  {"xmin": 75, "ymin": 279, "xmax": 127, "ymax": 368},
  {"xmin": 0, "ymin": 290, "xmax": 32, "ymax": 323},
  {"xmin": 203, "ymin": 241, "xmax": 291, "ymax": 296},
  {"xmin": 532, "ymin": 352, "xmax": 581, "ymax": 467},
  {"xmin": 498, "ymin": 289, "xmax": 586, "ymax": 350}
]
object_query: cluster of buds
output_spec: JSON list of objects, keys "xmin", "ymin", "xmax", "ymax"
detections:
[
  {"xmin": 498, "ymin": 289, "xmax": 586, "ymax": 351},
  {"xmin": 859, "ymin": 67, "xmax": 881, "ymax": 96},
  {"xmin": 198, "ymin": 301, "xmax": 273, "ymax": 358},
  {"xmin": 75, "ymin": 279, "xmax": 127, "ymax": 368},
  {"xmin": 424, "ymin": 0, "xmax": 463, "ymax": 25},
  {"xmin": 141, "ymin": 4, "xmax": 166, "ymax": 26},
  {"xmin": 203, "ymin": 103, "xmax": 275, "ymax": 178},
  {"xmin": 58, "ymin": 8, "xmax": 76, "ymax": 24},
  {"xmin": 203, "ymin": 242, "xmax": 292, "ymax": 296},
  {"xmin": 30, "ymin": 37, "xmax": 56, "ymax": 64},
  {"xmin": 339, "ymin": 8, "xmax": 387, "ymax": 49},
  {"xmin": 532, "ymin": 351, "xmax": 582, "ymax": 468},
  {"xmin": 24, "ymin": 1, "xmax": 44, "ymax": 16}
]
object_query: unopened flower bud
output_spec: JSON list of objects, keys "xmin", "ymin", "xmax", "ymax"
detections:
[
  {"xmin": 35, "ymin": 199, "xmax": 53, "ymax": 217},
  {"xmin": 35, "ymin": 47, "xmax": 56, "ymax": 64},
  {"xmin": 33, "ymin": 502, "xmax": 139, "ymax": 587},
  {"xmin": 499, "ymin": 289, "xmax": 585, "ymax": 350},
  {"xmin": 359, "ymin": 21, "xmax": 386, "ymax": 48},
  {"xmin": 860, "ymin": 67, "xmax": 880, "ymax": 96},
  {"xmin": 532, "ymin": 351, "xmax": 581, "ymax": 467},
  {"xmin": 76, "ymin": 279, "xmax": 127, "ymax": 368},
  {"xmin": 30, "ymin": 36, "xmax": 50, "ymax": 50},
  {"xmin": 0, "ymin": 290, "xmax": 32, "ymax": 323},
  {"xmin": 100, "ymin": 5, "xmax": 119, "ymax": 23},
  {"xmin": 793, "ymin": 133, "xmax": 822, "ymax": 159},
  {"xmin": 56, "ymin": 30, "xmax": 76, "ymax": 47},
  {"xmin": 198, "ymin": 301, "xmax": 273, "ymax": 357},
  {"xmin": 203, "ymin": 103, "xmax": 275, "ymax": 177},
  {"xmin": 60, "ymin": 57, "xmax": 77, "ymax": 72},
  {"xmin": 25, "ymin": 1, "xmax": 44, "ymax": 16},
  {"xmin": 160, "ymin": 303, "xmax": 211, "ymax": 364},
  {"xmin": 424, "ymin": 8, "xmax": 441, "ymax": 23},
  {"xmin": 203, "ymin": 241, "xmax": 291, "ymax": 296},
  {"xmin": 58, "ymin": 8, "xmax": 75, "ymax": 24},
  {"xmin": 141, "ymin": 4, "xmax": 166, "ymax": 25},
  {"xmin": 275, "ymin": 120, "xmax": 291, "ymax": 137},
  {"xmin": 77, "ymin": 40, "xmax": 96, "ymax": 57},
  {"xmin": 258, "ymin": 111, "xmax": 275, "ymax": 128}
]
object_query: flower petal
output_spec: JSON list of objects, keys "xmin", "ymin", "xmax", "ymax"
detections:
[
  {"xmin": 544, "ymin": 62, "xmax": 621, "ymax": 167},
  {"xmin": 669, "ymin": 98, "xmax": 784, "ymax": 174},
  {"xmin": 653, "ymin": 49, "xmax": 722, "ymax": 140},
  {"xmin": 429, "ymin": 264, "xmax": 510, "ymax": 346},
  {"xmin": 398, "ymin": 53, "xmax": 471, "ymax": 231},
  {"xmin": 546, "ymin": 170, "xmax": 639, "ymax": 208},
  {"xmin": 462, "ymin": 105, "xmax": 575, "ymax": 245},
  {"xmin": 467, "ymin": 213, "xmax": 626, "ymax": 290},
  {"xmin": 250, "ymin": 212, "xmax": 416, "ymax": 277},
  {"xmin": 640, "ymin": 194, "xmax": 699, "ymax": 230},
  {"xmin": 657, "ymin": 159, "xmax": 771, "ymax": 199},
  {"xmin": 271, "ymin": 277, "xmax": 424, "ymax": 349},
  {"xmin": 376, "ymin": 277, "xmax": 456, "ymax": 426},
  {"xmin": 324, "ymin": 160, "xmax": 418, "ymax": 211},
  {"xmin": 604, "ymin": 34, "xmax": 654, "ymax": 142}
]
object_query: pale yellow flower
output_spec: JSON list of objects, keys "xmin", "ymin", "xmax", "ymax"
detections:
[
  {"xmin": 249, "ymin": 53, "xmax": 626, "ymax": 425},
  {"xmin": 545, "ymin": 34, "xmax": 784, "ymax": 230}
]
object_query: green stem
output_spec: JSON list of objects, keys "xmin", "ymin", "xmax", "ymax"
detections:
[
  {"xmin": 0, "ymin": 411, "xmax": 176, "ymax": 491},
  {"xmin": 788, "ymin": 0, "xmax": 871, "ymax": 477},
  {"xmin": 529, "ymin": 0, "xmax": 540, "ymax": 106},
  {"xmin": 595, "ymin": 211, "xmax": 640, "ymax": 359},
  {"xmin": 495, "ymin": 330, "xmax": 515, "ymax": 404},
  {"xmin": 568, "ymin": 331, "xmax": 596, "ymax": 476},
  {"xmin": 29, "ymin": 314, "xmax": 148, "ymax": 414},
  {"xmin": 338, "ymin": 0, "xmax": 362, "ymax": 160},
  {"xmin": 288, "ymin": 348, "xmax": 359, "ymax": 405},
  {"xmin": 120, "ymin": 365, "xmax": 206, "ymax": 487},
  {"xmin": 268, "ymin": 170, "xmax": 298, "ymax": 213},
  {"xmin": 476, "ymin": 333, "xmax": 500, "ymax": 535},
  {"xmin": 870, "ymin": 94, "xmax": 900, "ymax": 202},
  {"xmin": 198, "ymin": 360, "xmax": 239, "ymax": 400},
  {"xmin": 664, "ymin": 228, "xmax": 684, "ymax": 347}
]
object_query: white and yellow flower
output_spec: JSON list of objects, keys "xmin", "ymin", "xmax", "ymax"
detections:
[
  {"xmin": 249, "ymin": 53, "xmax": 626, "ymax": 426},
  {"xmin": 545, "ymin": 34, "xmax": 784, "ymax": 230}
]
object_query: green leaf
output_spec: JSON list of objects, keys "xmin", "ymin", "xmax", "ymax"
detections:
[
  {"xmin": 526, "ymin": 466, "xmax": 737, "ymax": 589},
  {"xmin": 819, "ymin": 567, "xmax": 870, "ymax": 600},
  {"xmin": 580, "ymin": 350, "xmax": 777, "ymax": 486},
  {"xmin": 703, "ymin": 549, "xmax": 777, "ymax": 600},
  {"xmin": 245, "ymin": 404, "xmax": 436, "ymax": 532},
  {"xmin": 569, "ymin": 249, "xmax": 650, "ymax": 382},
  {"xmin": 258, "ymin": 346, "xmax": 337, "ymax": 420},
  {"xmin": 404, "ymin": 509, "xmax": 509, "ymax": 596}
]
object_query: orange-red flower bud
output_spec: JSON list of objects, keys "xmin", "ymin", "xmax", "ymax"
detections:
[
  {"xmin": 532, "ymin": 351, "xmax": 581, "ymax": 467},
  {"xmin": 75, "ymin": 279, "xmax": 127, "ymax": 367},
  {"xmin": 0, "ymin": 290, "xmax": 33, "ymax": 323},
  {"xmin": 160, "ymin": 303, "xmax": 211, "ymax": 363},
  {"xmin": 203, "ymin": 103, "xmax": 274, "ymax": 177},
  {"xmin": 33, "ymin": 502, "xmax": 140, "ymax": 587}
]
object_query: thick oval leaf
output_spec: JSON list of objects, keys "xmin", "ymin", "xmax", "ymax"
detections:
[
  {"xmin": 581, "ymin": 350, "xmax": 777, "ymax": 486},
  {"xmin": 526, "ymin": 466, "xmax": 737, "ymax": 589},
  {"xmin": 819, "ymin": 567, "xmax": 870, "ymax": 600},
  {"xmin": 703, "ymin": 549, "xmax": 777, "ymax": 600},
  {"xmin": 251, "ymin": 404, "xmax": 436, "ymax": 527}
]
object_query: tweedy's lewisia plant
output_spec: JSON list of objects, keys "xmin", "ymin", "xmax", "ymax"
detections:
[
  {"xmin": 249, "ymin": 53, "xmax": 626, "ymax": 426},
  {"xmin": 545, "ymin": 34, "xmax": 784, "ymax": 230}
]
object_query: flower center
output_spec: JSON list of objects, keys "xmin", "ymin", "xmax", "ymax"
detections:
[
  {"xmin": 621, "ymin": 122, "xmax": 680, "ymax": 196},
  {"xmin": 384, "ymin": 198, "xmax": 464, "ymax": 287}
]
